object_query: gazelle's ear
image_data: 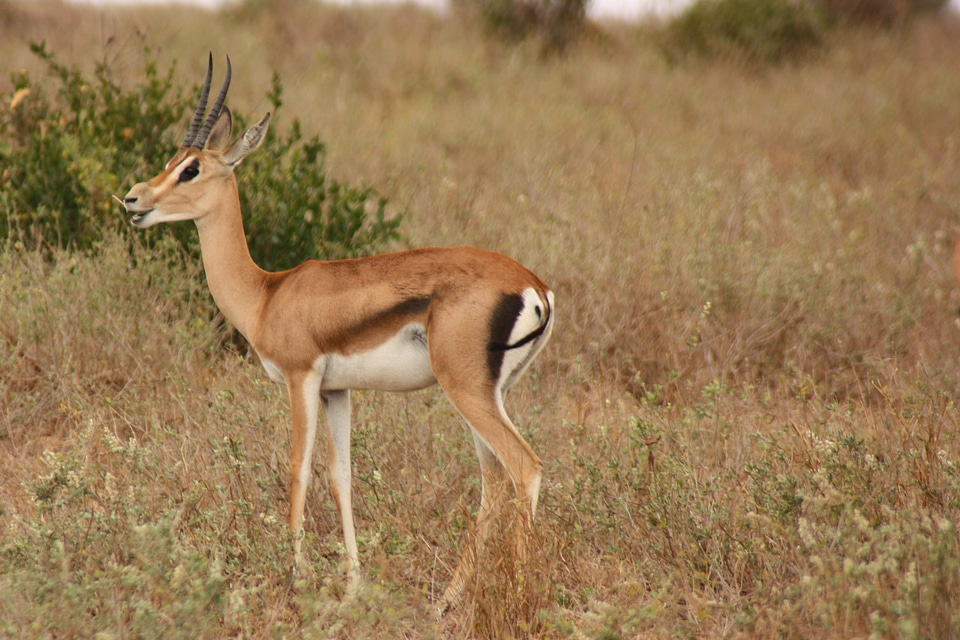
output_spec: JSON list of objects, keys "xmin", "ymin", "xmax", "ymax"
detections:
[
  {"xmin": 206, "ymin": 105, "xmax": 234, "ymax": 152},
  {"xmin": 223, "ymin": 112, "xmax": 271, "ymax": 168}
]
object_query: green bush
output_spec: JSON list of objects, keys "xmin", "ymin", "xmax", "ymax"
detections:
[
  {"xmin": 0, "ymin": 41, "xmax": 185, "ymax": 249},
  {"xmin": 0, "ymin": 43, "xmax": 400, "ymax": 268},
  {"xmin": 823, "ymin": 0, "xmax": 949, "ymax": 26},
  {"xmin": 663, "ymin": 0, "xmax": 828, "ymax": 66},
  {"xmin": 662, "ymin": 0, "xmax": 950, "ymax": 67},
  {"xmin": 469, "ymin": 0, "xmax": 590, "ymax": 54}
]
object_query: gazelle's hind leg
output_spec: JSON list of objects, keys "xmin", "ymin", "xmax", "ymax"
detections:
[
  {"xmin": 439, "ymin": 428, "xmax": 513, "ymax": 611},
  {"xmin": 434, "ymin": 345, "xmax": 550, "ymax": 607},
  {"xmin": 435, "ymin": 380, "xmax": 543, "ymax": 612},
  {"xmin": 431, "ymin": 287, "xmax": 553, "ymax": 612}
]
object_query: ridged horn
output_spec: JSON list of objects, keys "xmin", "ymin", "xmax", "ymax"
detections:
[
  {"xmin": 182, "ymin": 53, "xmax": 214, "ymax": 148},
  {"xmin": 192, "ymin": 55, "xmax": 232, "ymax": 150}
]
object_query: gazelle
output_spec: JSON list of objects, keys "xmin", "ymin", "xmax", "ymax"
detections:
[{"xmin": 121, "ymin": 55, "xmax": 554, "ymax": 608}]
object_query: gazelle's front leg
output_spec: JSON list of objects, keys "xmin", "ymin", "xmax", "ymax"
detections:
[
  {"xmin": 322, "ymin": 389, "xmax": 360, "ymax": 586},
  {"xmin": 286, "ymin": 375, "xmax": 359, "ymax": 587},
  {"xmin": 287, "ymin": 371, "xmax": 323, "ymax": 566},
  {"xmin": 286, "ymin": 371, "xmax": 320, "ymax": 564}
]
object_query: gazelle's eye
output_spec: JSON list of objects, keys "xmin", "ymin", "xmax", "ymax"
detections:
[{"xmin": 179, "ymin": 161, "xmax": 200, "ymax": 183}]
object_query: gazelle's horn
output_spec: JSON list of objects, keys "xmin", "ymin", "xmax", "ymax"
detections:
[
  {"xmin": 192, "ymin": 55, "xmax": 232, "ymax": 149},
  {"xmin": 182, "ymin": 53, "xmax": 214, "ymax": 148}
]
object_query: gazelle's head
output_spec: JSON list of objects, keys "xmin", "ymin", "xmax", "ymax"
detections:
[{"xmin": 122, "ymin": 54, "xmax": 271, "ymax": 229}]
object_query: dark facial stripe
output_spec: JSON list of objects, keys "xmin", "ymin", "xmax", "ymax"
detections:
[{"xmin": 487, "ymin": 293, "xmax": 525, "ymax": 380}]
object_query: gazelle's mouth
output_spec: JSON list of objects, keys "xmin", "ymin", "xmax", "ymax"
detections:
[
  {"xmin": 114, "ymin": 195, "xmax": 153, "ymax": 227},
  {"xmin": 130, "ymin": 210, "xmax": 154, "ymax": 227}
]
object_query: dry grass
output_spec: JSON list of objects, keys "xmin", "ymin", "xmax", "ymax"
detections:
[{"xmin": 2, "ymin": 1, "xmax": 960, "ymax": 638}]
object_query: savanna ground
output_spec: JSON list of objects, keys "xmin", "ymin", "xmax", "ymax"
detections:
[{"xmin": 2, "ymin": 1, "xmax": 960, "ymax": 638}]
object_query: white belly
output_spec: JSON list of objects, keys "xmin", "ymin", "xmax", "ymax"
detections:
[{"xmin": 320, "ymin": 323, "xmax": 436, "ymax": 392}]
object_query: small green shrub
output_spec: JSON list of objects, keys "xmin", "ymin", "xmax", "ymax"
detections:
[
  {"xmin": 663, "ymin": 0, "xmax": 828, "ymax": 66},
  {"xmin": 823, "ymin": 0, "xmax": 949, "ymax": 26},
  {"xmin": 662, "ymin": 0, "xmax": 949, "ymax": 67},
  {"xmin": 0, "ymin": 421, "xmax": 295, "ymax": 639},
  {"xmin": 0, "ymin": 43, "xmax": 401, "ymax": 268},
  {"xmin": 0, "ymin": 41, "xmax": 185, "ymax": 249},
  {"xmin": 469, "ymin": 0, "xmax": 590, "ymax": 54},
  {"xmin": 784, "ymin": 497, "xmax": 960, "ymax": 637}
]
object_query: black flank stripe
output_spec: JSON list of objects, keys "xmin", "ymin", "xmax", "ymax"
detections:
[{"xmin": 351, "ymin": 296, "xmax": 431, "ymax": 334}]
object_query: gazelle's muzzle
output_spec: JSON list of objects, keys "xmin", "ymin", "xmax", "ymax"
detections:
[{"xmin": 119, "ymin": 185, "xmax": 155, "ymax": 228}]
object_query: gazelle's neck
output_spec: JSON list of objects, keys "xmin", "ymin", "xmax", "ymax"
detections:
[{"xmin": 194, "ymin": 180, "xmax": 267, "ymax": 339}]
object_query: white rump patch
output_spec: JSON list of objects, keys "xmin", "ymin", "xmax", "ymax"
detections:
[{"xmin": 497, "ymin": 288, "xmax": 553, "ymax": 394}]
